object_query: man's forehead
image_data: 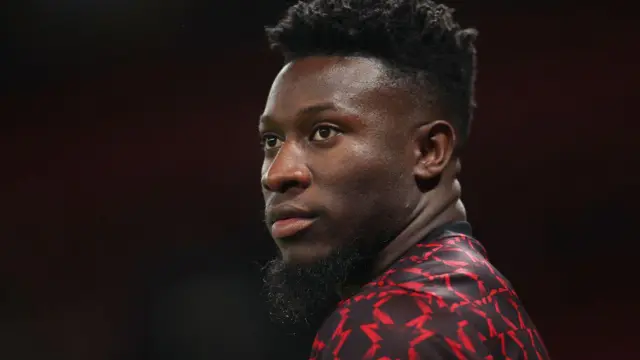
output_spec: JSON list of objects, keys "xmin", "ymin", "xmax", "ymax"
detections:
[
  {"xmin": 279, "ymin": 56, "xmax": 388, "ymax": 88},
  {"xmin": 263, "ymin": 56, "xmax": 391, "ymax": 116}
]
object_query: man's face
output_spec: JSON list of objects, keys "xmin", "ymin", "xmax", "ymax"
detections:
[{"xmin": 260, "ymin": 56, "xmax": 422, "ymax": 327}]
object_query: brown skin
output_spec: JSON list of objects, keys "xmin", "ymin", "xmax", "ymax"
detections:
[{"xmin": 260, "ymin": 56, "xmax": 465, "ymax": 281}]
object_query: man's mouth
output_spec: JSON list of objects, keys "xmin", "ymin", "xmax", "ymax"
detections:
[{"xmin": 271, "ymin": 217, "xmax": 316, "ymax": 238}]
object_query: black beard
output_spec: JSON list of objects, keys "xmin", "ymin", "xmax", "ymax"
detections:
[{"xmin": 263, "ymin": 244, "xmax": 373, "ymax": 333}]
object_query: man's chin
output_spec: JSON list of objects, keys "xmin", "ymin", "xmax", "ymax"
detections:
[
  {"xmin": 280, "ymin": 250, "xmax": 332, "ymax": 267},
  {"xmin": 275, "ymin": 236, "xmax": 335, "ymax": 265},
  {"xmin": 262, "ymin": 258, "xmax": 337, "ymax": 332},
  {"xmin": 262, "ymin": 245, "xmax": 369, "ymax": 332}
]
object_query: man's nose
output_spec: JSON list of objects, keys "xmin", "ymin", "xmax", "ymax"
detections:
[{"xmin": 261, "ymin": 143, "xmax": 311, "ymax": 193}]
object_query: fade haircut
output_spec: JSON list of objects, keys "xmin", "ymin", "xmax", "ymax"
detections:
[{"xmin": 265, "ymin": 0, "xmax": 478, "ymax": 146}]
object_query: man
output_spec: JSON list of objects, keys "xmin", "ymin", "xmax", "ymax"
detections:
[{"xmin": 260, "ymin": 0, "xmax": 550, "ymax": 359}]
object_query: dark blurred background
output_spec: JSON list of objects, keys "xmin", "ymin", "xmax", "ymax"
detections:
[{"xmin": 1, "ymin": 0, "xmax": 638, "ymax": 359}]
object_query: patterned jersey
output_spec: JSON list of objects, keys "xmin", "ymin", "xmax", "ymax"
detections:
[{"xmin": 309, "ymin": 222, "xmax": 549, "ymax": 360}]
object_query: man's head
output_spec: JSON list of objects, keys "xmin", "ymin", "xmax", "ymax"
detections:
[{"xmin": 261, "ymin": 0, "xmax": 477, "ymax": 329}]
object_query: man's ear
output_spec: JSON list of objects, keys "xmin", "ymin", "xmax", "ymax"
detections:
[{"xmin": 412, "ymin": 120, "xmax": 456, "ymax": 181}]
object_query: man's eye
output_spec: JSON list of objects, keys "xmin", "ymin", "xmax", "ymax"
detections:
[
  {"xmin": 261, "ymin": 135, "xmax": 283, "ymax": 150},
  {"xmin": 310, "ymin": 126, "xmax": 341, "ymax": 142}
]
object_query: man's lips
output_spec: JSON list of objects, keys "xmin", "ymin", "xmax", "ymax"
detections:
[{"xmin": 271, "ymin": 217, "xmax": 316, "ymax": 238}]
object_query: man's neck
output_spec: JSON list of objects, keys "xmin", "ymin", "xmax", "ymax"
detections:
[
  {"xmin": 338, "ymin": 183, "xmax": 465, "ymax": 300},
  {"xmin": 373, "ymin": 168, "xmax": 466, "ymax": 275}
]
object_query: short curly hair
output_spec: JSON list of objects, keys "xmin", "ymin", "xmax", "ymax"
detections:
[{"xmin": 266, "ymin": 0, "xmax": 478, "ymax": 146}]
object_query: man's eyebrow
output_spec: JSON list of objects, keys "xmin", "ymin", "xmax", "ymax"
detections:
[{"xmin": 259, "ymin": 102, "xmax": 337, "ymax": 125}]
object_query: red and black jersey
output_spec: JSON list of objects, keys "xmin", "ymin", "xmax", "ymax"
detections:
[{"xmin": 309, "ymin": 222, "xmax": 549, "ymax": 360}]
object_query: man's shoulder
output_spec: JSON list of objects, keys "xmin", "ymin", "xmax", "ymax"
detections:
[
  {"xmin": 312, "ymin": 288, "xmax": 489, "ymax": 359},
  {"xmin": 377, "ymin": 232, "xmax": 514, "ymax": 306},
  {"xmin": 312, "ymin": 289, "xmax": 475, "ymax": 359},
  {"xmin": 310, "ymin": 233, "xmax": 549, "ymax": 359},
  {"xmin": 320, "ymin": 286, "xmax": 464, "ymax": 334},
  {"xmin": 313, "ymin": 285, "xmax": 547, "ymax": 360}
]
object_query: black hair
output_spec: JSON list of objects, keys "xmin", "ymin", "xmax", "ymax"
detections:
[{"xmin": 266, "ymin": 0, "xmax": 478, "ymax": 146}]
